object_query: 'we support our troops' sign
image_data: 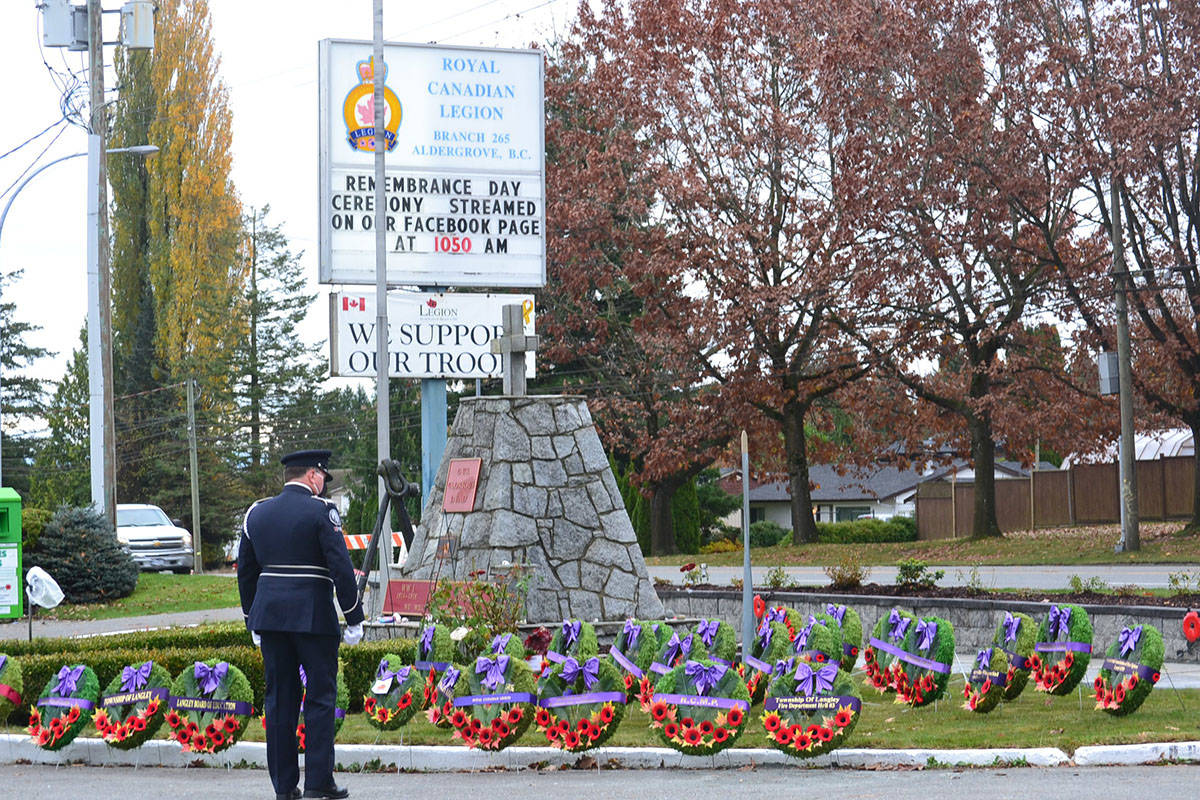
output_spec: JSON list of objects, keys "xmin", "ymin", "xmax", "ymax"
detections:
[{"xmin": 318, "ymin": 39, "xmax": 545, "ymax": 288}]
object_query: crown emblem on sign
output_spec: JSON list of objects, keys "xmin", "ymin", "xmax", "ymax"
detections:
[{"xmin": 342, "ymin": 56, "xmax": 401, "ymax": 153}]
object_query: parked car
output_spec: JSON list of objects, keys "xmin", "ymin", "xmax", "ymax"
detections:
[{"xmin": 116, "ymin": 503, "xmax": 194, "ymax": 573}]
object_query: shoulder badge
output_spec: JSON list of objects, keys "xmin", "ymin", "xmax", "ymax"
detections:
[{"xmin": 329, "ymin": 507, "xmax": 341, "ymax": 527}]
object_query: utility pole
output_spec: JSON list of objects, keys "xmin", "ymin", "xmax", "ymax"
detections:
[
  {"xmin": 187, "ymin": 378, "xmax": 202, "ymax": 573},
  {"xmin": 371, "ymin": 0, "xmax": 391, "ymax": 620},
  {"xmin": 1112, "ymin": 175, "xmax": 1140, "ymax": 552}
]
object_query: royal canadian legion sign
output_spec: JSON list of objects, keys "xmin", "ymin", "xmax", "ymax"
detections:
[{"xmin": 318, "ymin": 39, "xmax": 545, "ymax": 288}]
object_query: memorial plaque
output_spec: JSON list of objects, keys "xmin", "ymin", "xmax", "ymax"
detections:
[
  {"xmin": 443, "ymin": 458, "xmax": 482, "ymax": 512},
  {"xmin": 382, "ymin": 579, "xmax": 436, "ymax": 616}
]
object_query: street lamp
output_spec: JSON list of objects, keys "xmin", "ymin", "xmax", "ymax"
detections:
[{"xmin": 0, "ymin": 143, "xmax": 158, "ymax": 505}]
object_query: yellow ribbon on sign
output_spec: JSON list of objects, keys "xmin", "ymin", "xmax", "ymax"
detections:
[{"xmin": 522, "ymin": 299, "xmax": 534, "ymax": 325}]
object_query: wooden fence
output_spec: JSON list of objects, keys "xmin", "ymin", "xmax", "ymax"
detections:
[{"xmin": 915, "ymin": 456, "xmax": 1195, "ymax": 539}]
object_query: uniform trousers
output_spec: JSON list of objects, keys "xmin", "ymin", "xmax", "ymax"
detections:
[{"xmin": 261, "ymin": 630, "xmax": 340, "ymax": 794}]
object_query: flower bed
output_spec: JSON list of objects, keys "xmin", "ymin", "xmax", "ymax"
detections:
[
  {"xmin": 29, "ymin": 664, "xmax": 98, "ymax": 751},
  {"xmin": 446, "ymin": 653, "xmax": 536, "ymax": 750},
  {"xmin": 94, "ymin": 660, "xmax": 171, "ymax": 749},
  {"xmin": 992, "ymin": 611, "xmax": 1036, "ymax": 701},
  {"xmin": 534, "ymin": 656, "xmax": 626, "ymax": 752},
  {"xmin": 1094, "ymin": 623, "xmax": 1163, "ymax": 716},
  {"xmin": 647, "ymin": 658, "xmax": 751, "ymax": 755},
  {"xmin": 962, "ymin": 647, "xmax": 1008, "ymax": 713},
  {"xmin": 166, "ymin": 660, "xmax": 253, "ymax": 754},
  {"xmin": 1031, "ymin": 604, "xmax": 1093, "ymax": 696}
]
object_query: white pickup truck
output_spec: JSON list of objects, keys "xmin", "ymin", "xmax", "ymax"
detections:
[{"xmin": 116, "ymin": 503, "xmax": 194, "ymax": 573}]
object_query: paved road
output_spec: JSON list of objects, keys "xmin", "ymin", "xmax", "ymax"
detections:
[
  {"xmin": 648, "ymin": 564, "xmax": 1197, "ymax": 591},
  {"xmin": 1, "ymin": 763, "xmax": 1198, "ymax": 800}
]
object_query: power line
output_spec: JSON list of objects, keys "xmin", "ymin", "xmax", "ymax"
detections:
[{"xmin": 0, "ymin": 115, "xmax": 68, "ymax": 162}]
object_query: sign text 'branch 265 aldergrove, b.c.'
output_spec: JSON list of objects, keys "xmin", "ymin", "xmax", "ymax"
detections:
[{"xmin": 319, "ymin": 40, "xmax": 545, "ymax": 288}]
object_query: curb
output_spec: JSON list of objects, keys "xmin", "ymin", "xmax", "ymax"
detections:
[{"xmin": 1073, "ymin": 741, "xmax": 1200, "ymax": 765}]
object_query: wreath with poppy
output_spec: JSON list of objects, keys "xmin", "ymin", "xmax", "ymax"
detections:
[
  {"xmin": 415, "ymin": 623, "xmax": 456, "ymax": 719},
  {"xmin": 647, "ymin": 657, "xmax": 751, "ymax": 756},
  {"xmin": 762, "ymin": 657, "xmax": 861, "ymax": 759},
  {"xmin": 863, "ymin": 608, "xmax": 916, "ymax": 693},
  {"xmin": 1030, "ymin": 604, "xmax": 1092, "ymax": 696},
  {"xmin": 364, "ymin": 654, "xmax": 424, "ymax": 731},
  {"xmin": 821, "ymin": 603, "xmax": 863, "ymax": 674},
  {"xmin": 606, "ymin": 619, "xmax": 660, "ymax": 702},
  {"xmin": 28, "ymin": 663, "xmax": 98, "ymax": 751},
  {"xmin": 1183, "ymin": 610, "xmax": 1200, "ymax": 645},
  {"xmin": 755, "ymin": 598, "xmax": 803, "ymax": 642},
  {"xmin": 690, "ymin": 617, "xmax": 738, "ymax": 664},
  {"xmin": 961, "ymin": 647, "xmax": 1008, "ymax": 714},
  {"xmin": 261, "ymin": 664, "xmax": 349, "ymax": 751},
  {"xmin": 740, "ymin": 619, "xmax": 792, "ymax": 704},
  {"xmin": 542, "ymin": 619, "xmax": 599, "ymax": 675},
  {"xmin": 446, "ymin": 653, "xmax": 536, "ymax": 750},
  {"xmin": 534, "ymin": 655, "xmax": 626, "ymax": 752},
  {"xmin": 892, "ymin": 616, "xmax": 954, "ymax": 707},
  {"xmin": 1094, "ymin": 623, "xmax": 1163, "ymax": 716},
  {"xmin": 991, "ymin": 611, "xmax": 1036, "ymax": 701},
  {"xmin": 166, "ymin": 659, "xmax": 254, "ymax": 754},
  {"xmin": 640, "ymin": 625, "xmax": 696, "ymax": 711},
  {"xmin": 0, "ymin": 654, "xmax": 23, "ymax": 722},
  {"xmin": 93, "ymin": 660, "xmax": 171, "ymax": 749}
]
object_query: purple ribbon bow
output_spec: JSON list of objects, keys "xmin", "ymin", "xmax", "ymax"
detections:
[
  {"xmin": 1003, "ymin": 612, "xmax": 1021, "ymax": 643},
  {"xmin": 438, "ymin": 666, "xmax": 461, "ymax": 695},
  {"xmin": 976, "ymin": 648, "xmax": 993, "ymax": 670},
  {"xmin": 764, "ymin": 607, "xmax": 787, "ymax": 625},
  {"xmin": 794, "ymin": 661, "xmax": 838, "ymax": 697},
  {"xmin": 915, "ymin": 619, "xmax": 937, "ymax": 652},
  {"xmin": 757, "ymin": 622, "xmax": 773, "ymax": 651},
  {"xmin": 772, "ymin": 657, "xmax": 794, "ymax": 678},
  {"xmin": 793, "ymin": 621, "xmax": 814, "ymax": 651},
  {"xmin": 1119, "ymin": 625, "xmax": 1142, "ymax": 657},
  {"xmin": 827, "ymin": 604, "xmax": 847, "ymax": 625},
  {"xmin": 300, "ymin": 665, "xmax": 308, "ymax": 687},
  {"xmin": 889, "ymin": 610, "xmax": 911, "ymax": 642},
  {"xmin": 561, "ymin": 657, "xmax": 601, "ymax": 690},
  {"xmin": 622, "ymin": 620, "xmax": 642, "ymax": 652},
  {"xmin": 120, "ymin": 661, "xmax": 153, "ymax": 693},
  {"xmin": 1048, "ymin": 605, "xmax": 1071, "ymax": 639},
  {"xmin": 697, "ymin": 619, "xmax": 720, "ymax": 647},
  {"xmin": 419, "ymin": 625, "xmax": 436, "ymax": 657},
  {"xmin": 561, "ymin": 620, "xmax": 581, "ymax": 649},
  {"xmin": 684, "ymin": 660, "xmax": 727, "ymax": 695},
  {"xmin": 491, "ymin": 633, "xmax": 512, "ymax": 654},
  {"xmin": 376, "ymin": 659, "xmax": 411, "ymax": 685},
  {"xmin": 194, "ymin": 661, "xmax": 228, "ymax": 696},
  {"xmin": 476, "ymin": 655, "xmax": 510, "ymax": 691},
  {"xmin": 54, "ymin": 665, "xmax": 85, "ymax": 697}
]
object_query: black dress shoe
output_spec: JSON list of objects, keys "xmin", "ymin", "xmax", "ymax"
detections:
[
  {"xmin": 275, "ymin": 789, "xmax": 301, "ymax": 800},
  {"xmin": 303, "ymin": 786, "xmax": 349, "ymax": 800}
]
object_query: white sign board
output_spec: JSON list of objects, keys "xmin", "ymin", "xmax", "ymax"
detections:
[
  {"xmin": 318, "ymin": 39, "xmax": 545, "ymax": 287},
  {"xmin": 330, "ymin": 292, "xmax": 536, "ymax": 379},
  {"xmin": 0, "ymin": 544, "xmax": 17, "ymax": 615}
]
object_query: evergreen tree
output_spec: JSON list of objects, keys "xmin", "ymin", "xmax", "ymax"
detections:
[
  {"xmin": 30, "ymin": 328, "xmax": 90, "ymax": 510},
  {"xmin": 671, "ymin": 475, "xmax": 700, "ymax": 555},
  {"xmin": 0, "ymin": 269, "xmax": 50, "ymax": 496}
]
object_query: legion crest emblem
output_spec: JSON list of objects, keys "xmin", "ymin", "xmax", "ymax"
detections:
[{"xmin": 343, "ymin": 56, "xmax": 401, "ymax": 153}]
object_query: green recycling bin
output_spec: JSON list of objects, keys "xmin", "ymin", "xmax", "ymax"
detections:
[{"xmin": 0, "ymin": 488, "xmax": 22, "ymax": 619}]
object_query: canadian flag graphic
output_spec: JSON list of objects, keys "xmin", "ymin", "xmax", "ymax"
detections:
[{"xmin": 342, "ymin": 296, "xmax": 366, "ymax": 311}]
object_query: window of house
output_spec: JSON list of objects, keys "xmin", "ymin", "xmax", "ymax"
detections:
[
  {"xmin": 749, "ymin": 506, "xmax": 765, "ymax": 524},
  {"xmin": 835, "ymin": 506, "xmax": 871, "ymax": 522}
]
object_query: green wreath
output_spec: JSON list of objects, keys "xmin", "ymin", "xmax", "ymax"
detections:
[
  {"xmin": 607, "ymin": 619, "xmax": 660, "ymax": 701},
  {"xmin": 791, "ymin": 613, "xmax": 844, "ymax": 671},
  {"xmin": 1094, "ymin": 623, "xmax": 1163, "ymax": 716},
  {"xmin": 534, "ymin": 656, "xmax": 626, "ymax": 752},
  {"xmin": 893, "ymin": 616, "xmax": 954, "ymax": 707},
  {"xmin": 166, "ymin": 659, "xmax": 254, "ymax": 754},
  {"xmin": 962, "ymin": 647, "xmax": 1009, "ymax": 714},
  {"xmin": 757, "ymin": 599, "xmax": 805, "ymax": 642},
  {"xmin": 364, "ymin": 654, "xmax": 424, "ymax": 731},
  {"xmin": 29, "ymin": 663, "xmax": 98, "ymax": 751},
  {"xmin": 293, "ymin": 664, "xmax": 349, "ymax": 751},
  {"xmin": 742, "ymin": 620, "xmax": 792, "ymax": 705},
  {"xmin": 992, "ymin": 611, "xmax": 1037, "ymax": 701},
  {"xmin": 762, "ymin": 660, "xmax": 861, "ymax": 758},
  {"xmin": 863, "ymin": 608, "xmax": 916, "ymax": 693},
  {"xmin": 1031, "ymin": 604, "xmax": 1092, "ymax": 696},
  {"xmin": 0, "ymin": 654, "xmax": 24, "ymax": 722},
  {"xmin": 544, "ymin": 619, "xmax": 598, "ymax": 669},
  {"xmin": 691, "ymin": 617, "xmax": 738, "ymax": 664},
  {"xmin": 415, "ymin": 623, "xmax": 455, "ymax": 712},
  {"xmin": 94, "ymin": 660, "xmax": 171, "ymax": 749},
  {"xmin": 446, "ymin": 653, "xmax": 536, "ymax": 751},
  {"xmin": 648, "ymin": 658, "xmax": 751, "ymax": 755},
  {"xmin": 822, "ymin": 603, "xmax": 863, "ymax": 674}
]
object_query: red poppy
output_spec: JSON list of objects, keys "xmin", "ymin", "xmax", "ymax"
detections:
[
  {"xmin": 186, "ymin": 721, "xmax": 199, "ymax": 733},
  {"xmin": 546, "ymin": 727, "xmax": 560, "ymax": 741},
  {"xmin": 451, "ymin": 710, "xmax": 468, "ymax": 728},
  {"xmin": 65, "ymin": 707, "xmax": 80, "ymax": 724},
  {"xmin": 598, "ymin": 706, "xmax": 614, "ymax": 724},
  {"xmin": 872, "ymin": 675, "xmax": 885, "ymax": 689},
  {"xmin": 651, "ymin": 702, "xmax": 668, "ymax": 721},
  {"xmin": 968, "ymin": 695, "xmax": 978, "ymax": 710},
  {"xmin": 713, "ymin": 727, "xmax": 728, "ymax": 742},
  {"xmin": 817, "ymin": 726, "xmax": 833, "ymax": 742},
  {"xmin": 864, "ymin": 649, "xmax": 875, "ymax": 664},
  {"xmin": 623, "ymin": 674, "xmax": 634, "ymax": 690},
  {"xmin": 224, "ymin": 717, "xmax": 239, "ymax": 733},
  {"xmin": 698, "ymin": 719, "xmax": 714, "ymax": 734},
  {"xmin": 577, "ymin": 717, "xmax": 591, "ymax": 732},
  {"xmin": 535, "ymin": 708, "xmax": 552, "ymax": 727},
  {"xmin": 398, "ymin": 692, "xmax": 412, "ymax": 709},
  {"xmin": 683, "ymin": 727, "xmax": 703, "ymax": 746},
  {"xmin": 1094, "ymin": 676, "xmax": 1105, "ymax": 692},
  {"xmin": 131, "ymin": 717, "xmax": 146, "ymax": 732},
  {"xmin": 963, "ymin": 685, "xmax": 972, "ymax": 700},
  {"xmin": 497, "ymin": 721, "xmax": 512, "ymax": 738},
  {"xmin": 793, "ymin": 733, "xmax": 811, "ymax": 750},
  {"xmin": 477, "ymin": 728, "xmax": 494, "ymax": 746},
  {"xmin": 37, "ymin": 729, "xmax": 52, "ymax": 746},
  {"xmin": 1128, "ymin": 675, "xmax": 1139, "ymax": 689},
  {"xmin": 834, "ymin": 710, "xmax": 852, "ymax": 728},
  {"xmin": 664, "ymin": 722, "xmax": 679, "ymax": 738},
  {"xmin": 1114, "ymin": 685, "xmax": 1126, "ymax": 704},
  {"xmin": 211, "ymin": 730, "xmax": 225, "ymax": 747},
  {"xmin": 775, "ymin": 728, "xmax": 792, "ymax": 745},
  {"xmin": 754, "ymin": 595, "xmax": 766, "ymax": 619},
  {"xmin": 726, "ymin": 707, "xmax": 743, "ymax": 727},
  {"xmin": 50, "ymin": 718, "xmax": 63, "ymax": 733},
  {"xmin": 507, "ymin": 707, "xmax": 523, "ymax": 724},
  {"xmin": 1184, "ymin": 611, "xmax": 1200, "ymax": 643},
  {"xmin": 364, "ymin": 696, "xmax": 377, "ymax": 711},
  {"xmin": 206, "ymin": 723, "xmax": 218, "ymax": 737},
  {"xmin": 557, "ymin": 719, "xmax": 571, "ymax": 734},
  {"xmin": 764, "ymin": 714, "xmax": 781, "ymax": 732},
  {"xmin": 564, "ymin": 731, "xmax": 580, "ymax": 749},
  {"xmin": 680, "ymin": 563, "xmax": 697, "ymax": 573},
  {"xmin": 192, "ymin": 734, "xmax": 207, "ymax": 750},
  {"xmin": 980, "ymin": 679, "xmax": 992, "ymax": 695},
  {"xmin": 1064, "ymin": 653, "xmax": 1074, "ymax": 667},
  {"xmin": 176, "ymin": 730, "xmax": 190, "ymax": 744},
  {"xmin": 470, "ymin": 717, "xmax": 482, "ymax": 731},
  {"xmin": 28, "ymin": 712, "xmax": 40, "ymax": 728}
]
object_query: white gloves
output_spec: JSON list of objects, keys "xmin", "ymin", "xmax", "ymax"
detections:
[
  {"xmin": 343, "ymin": 623, "xmax": 364, "ymax": 646},
  {"xmin": 251, "ymin": 631, "xmax": 261, "ymax": 647}
]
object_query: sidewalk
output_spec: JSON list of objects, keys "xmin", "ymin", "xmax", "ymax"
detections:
[{"xmin": 0, "ymin": 605, "xmax": 245, "ymax": 641}]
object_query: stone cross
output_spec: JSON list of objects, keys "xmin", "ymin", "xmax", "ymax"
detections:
[{"xmin": 490, "ymin": 303, "xmax": 539, "ymax": 396}]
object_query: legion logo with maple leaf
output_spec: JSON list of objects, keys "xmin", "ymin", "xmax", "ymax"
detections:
[{"xmin": 343, "ymin": 56, "xmax": 401, "ymax": 153}]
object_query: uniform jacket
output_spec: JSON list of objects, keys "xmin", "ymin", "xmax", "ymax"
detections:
[{"xmin": 238, "ymin": 483, "xmax": 365, "ymax": 635}]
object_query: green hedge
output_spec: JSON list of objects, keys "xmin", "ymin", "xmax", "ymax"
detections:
[
  {"xmin": 0, "ymin": 622, "xmax": 252, "ymax": 657},
  {"xmin": 816, "ymin": 517, "xmax": 917, "ymax": 544}
]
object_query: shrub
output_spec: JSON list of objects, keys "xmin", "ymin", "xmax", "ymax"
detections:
[
  {"xmin": 815, "ymin": 517, "xmax": 917, "ymax": 544},
  {"xmin": 27, "ymin": 505, "xmax": 138, "ymax": 604},
  {"xmin": 749, "ymin": 520, "xmax": 788, "ymax": 548},
  {"xmin": 672, "ymin": 477, "xmax": 701, "ymax": 554},
  {"xmin": 700, "ymin": 538, "xmax": 741, "ymax": 555},
  {"xmin": 896, "ymin": 558, "xmax": 944, "ymax": 589},
  {"xmin": 21, "ymin": 507, "xmax": 53, "ymax": 552},
  {"xmin": 824, "ymin": 555, "xmax": 870, "ymax": 590},
  {"xmin": 764, "ymin": 565, "xmax": 791, "ymax": 589}
]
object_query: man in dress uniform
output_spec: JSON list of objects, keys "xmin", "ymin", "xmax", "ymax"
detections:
[{"xmin": 238, "ymin": 449, "xmax": 364, "ymax": 800}]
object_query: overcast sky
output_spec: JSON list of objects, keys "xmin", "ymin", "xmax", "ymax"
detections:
[{"xmin": 0, "ymin": 0, "xmax": 579, "ymax": 395}]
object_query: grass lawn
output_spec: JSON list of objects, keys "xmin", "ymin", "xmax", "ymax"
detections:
[
  {"xmin": 229, "ymin": 672, "xmax": 1200, "ymax": 756},
  {"xmin": 35, "ymin": 572, "xmax": 241, "ymax": 621},
  {"xmin": 647, "ymin": 522, "xmax": 1200, "ymax": 569}
]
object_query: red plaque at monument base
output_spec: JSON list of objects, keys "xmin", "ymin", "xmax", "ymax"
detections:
[
  {"xmin": 382, "ymin": 579, "xmax": 436, "ymax": 616},
  {"xmin": 443, "ymin": 458, "xmax": 482, "ymax": 512}
]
